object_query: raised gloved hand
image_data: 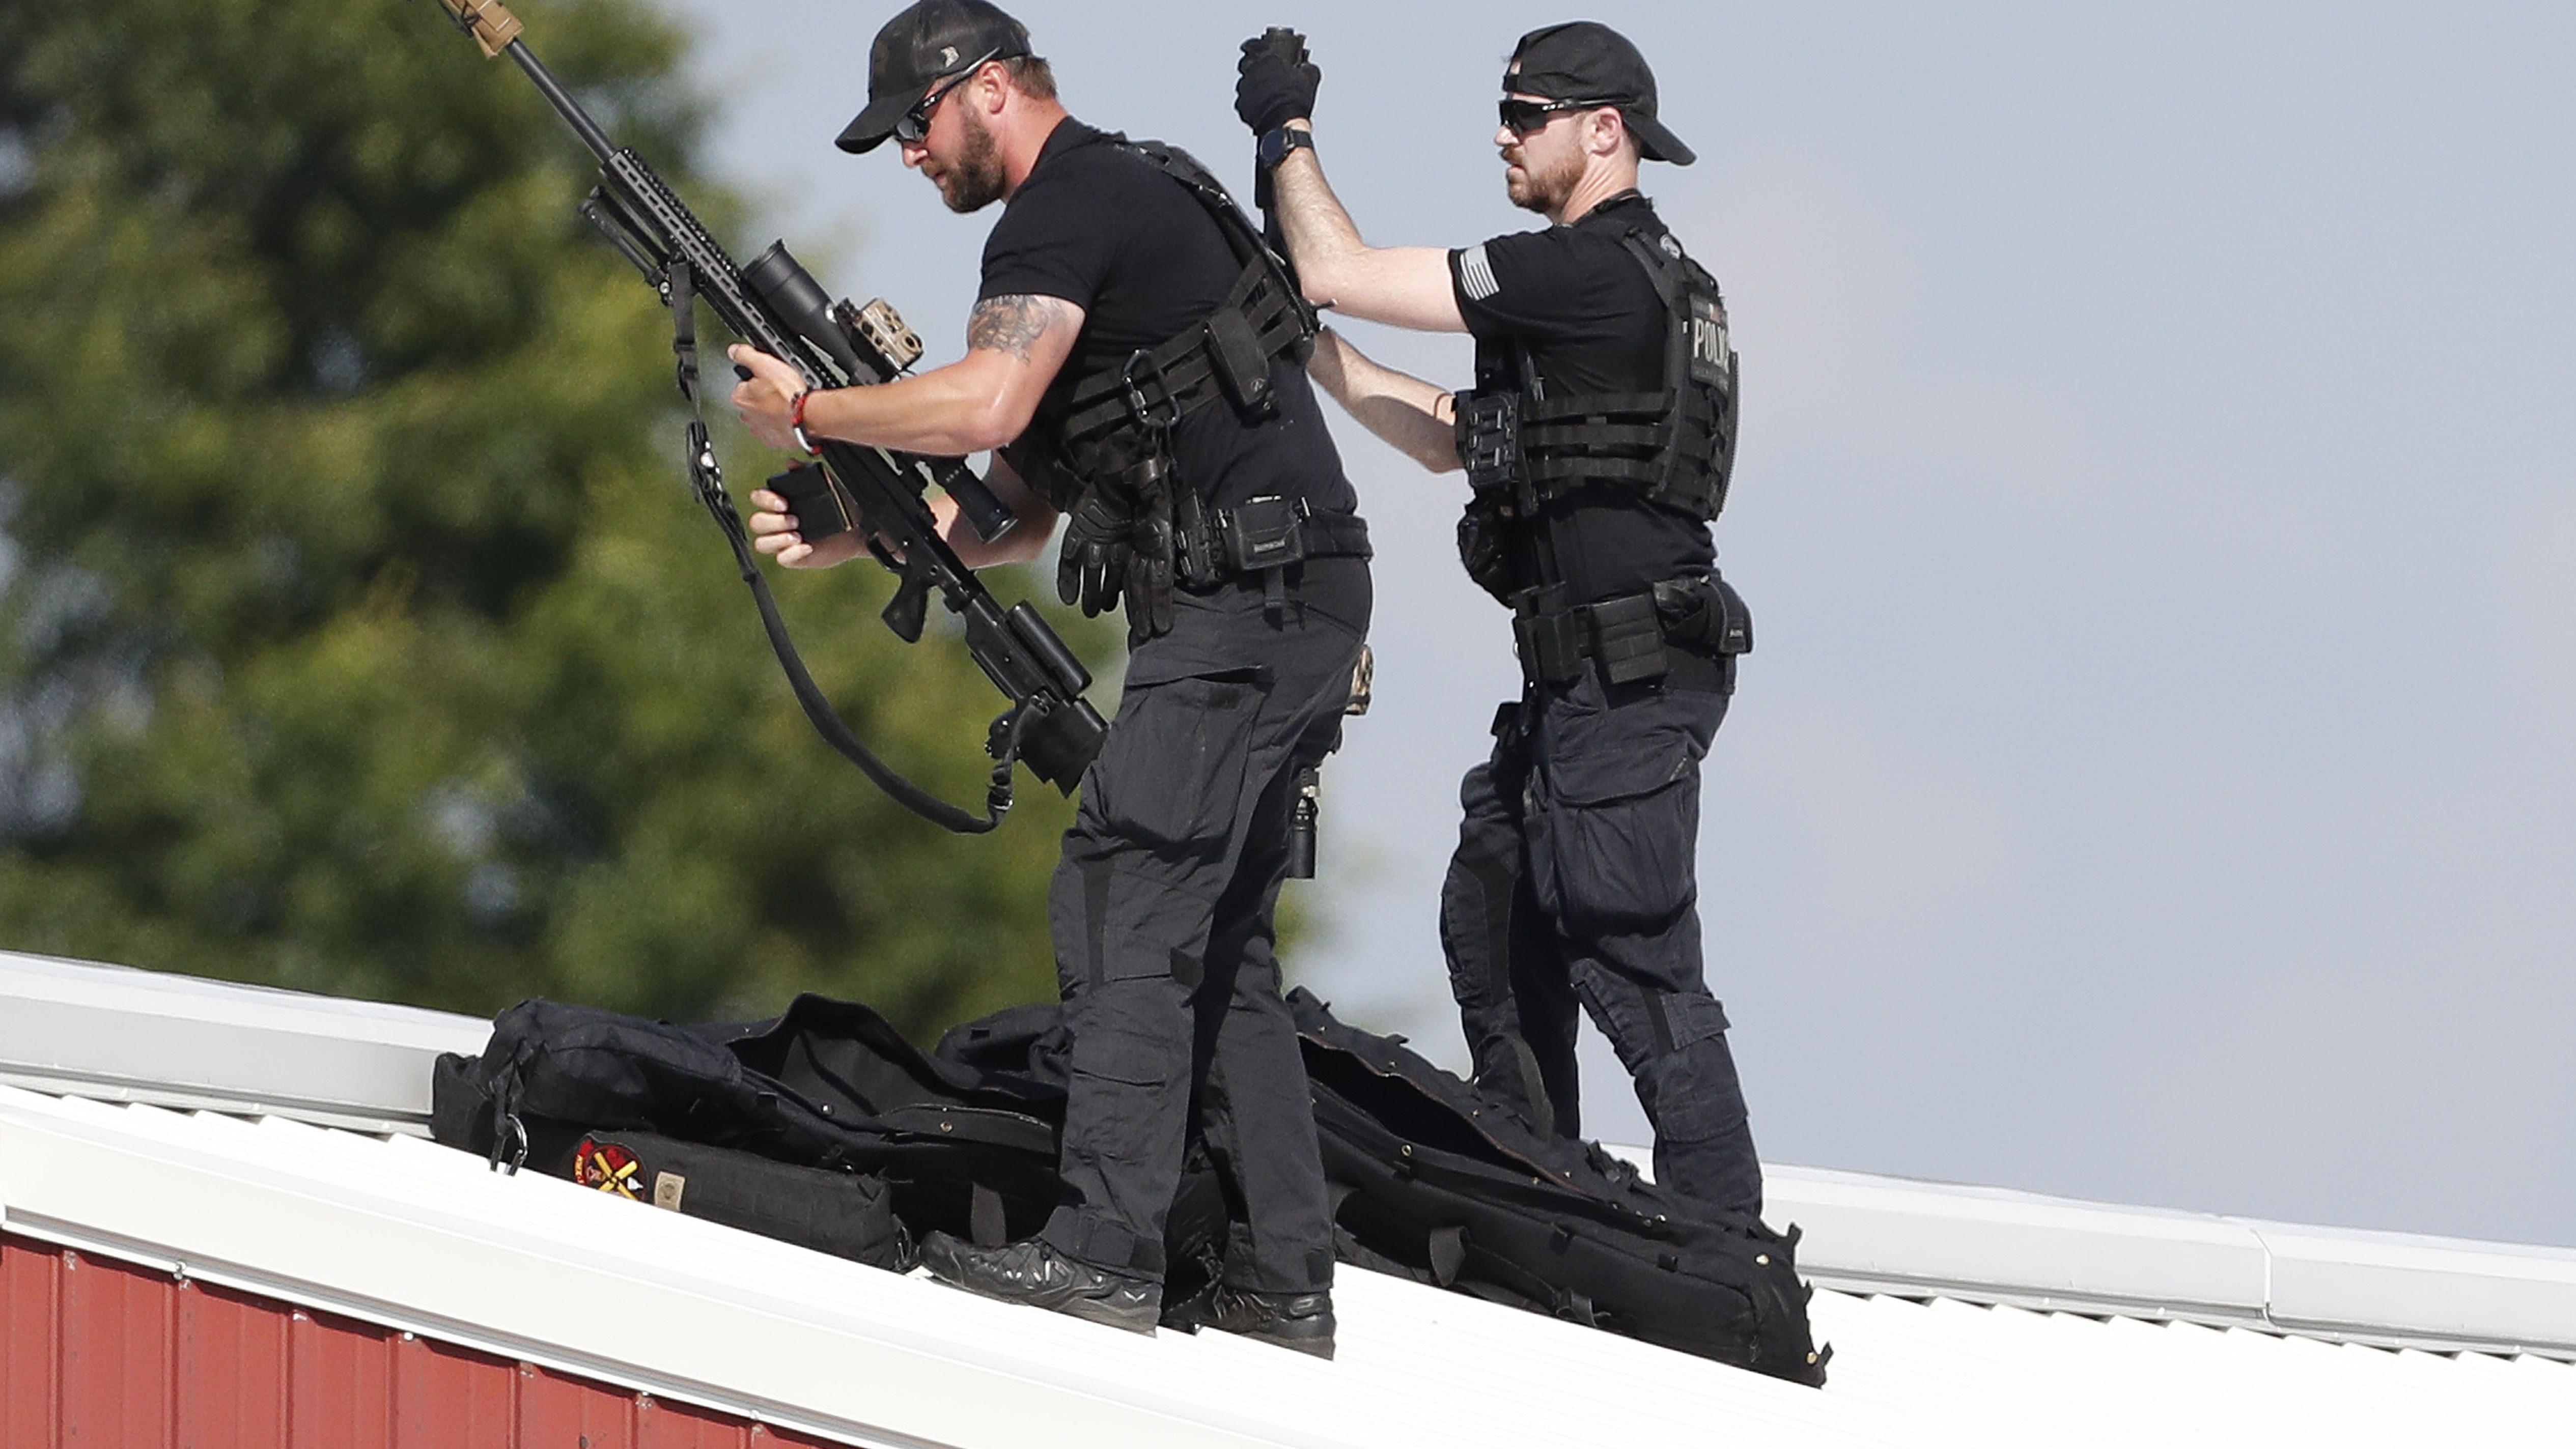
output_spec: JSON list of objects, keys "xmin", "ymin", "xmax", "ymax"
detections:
[{"xmin": 1235, "ymin": 29, "xmax": 1320, "ymax": 135}]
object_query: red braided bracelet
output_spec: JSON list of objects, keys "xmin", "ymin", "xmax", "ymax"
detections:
[{"xmin": 789, "ymin": 388, "xmax": 820, "ymax": 456}]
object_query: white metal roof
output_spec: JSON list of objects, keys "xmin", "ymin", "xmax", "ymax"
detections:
[
  {"xmin": 0, "ymin": 947, "xmax": 483, "ymax": 1130},
  {"xmin": 1770, "ymin": 1162, "xmax": 2576, "ymax": 1358},
  {"xmin": 5, "ymin": 948, "xmax": 2573, "ymax": 1446}
]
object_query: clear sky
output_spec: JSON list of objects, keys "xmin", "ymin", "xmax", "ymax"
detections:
[{"xmin": 649, "ymin": 0, "xmax": 2576, "ymax": 1246}]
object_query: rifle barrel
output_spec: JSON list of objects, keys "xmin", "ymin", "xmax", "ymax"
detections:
[{"xmin": 506, "ymin": 43, "xmax": 618, "ymax": 164}]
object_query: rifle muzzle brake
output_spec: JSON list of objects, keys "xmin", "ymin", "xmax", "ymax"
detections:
[{"xmin": 433, "ymin": 0, "xmax": 524, "ymax": 58}]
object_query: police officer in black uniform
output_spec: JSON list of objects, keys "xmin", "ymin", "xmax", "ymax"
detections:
[
  {"xmin": 733, "ymin": 0, "xmax": 1368, "ymax": 1354},
  {"xmin": 1235, "ymin": 22, "xmax": 1761, "ymax": 1218}
]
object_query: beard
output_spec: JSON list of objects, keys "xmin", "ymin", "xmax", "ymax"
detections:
[
  {"xmin": 934, "ymin": 108, "xmax": 1011, "ymax": 213},
  {"xmin": 1503, "ymin": 143, "xmax": 1582, "ymax": 215}
]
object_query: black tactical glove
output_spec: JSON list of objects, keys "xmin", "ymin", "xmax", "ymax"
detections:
[
  {"xmin": 1123, "ymin": 497, "xmax": 1177, "ymax": 640},
  {"xmin": 1456, "ymin": 496, "xmax": 1515, "ymax": 604},
  {"xmin": 1235, "ymin": 30, "xmax": 1320, "ymax": 135},
  {"xmin": 1057, "ymin": 482, "xmax": 1178, "ymax": 638},
  {"xmin": 1058, "ymin": 488, "xmax": 1135, "ymax": 619}
]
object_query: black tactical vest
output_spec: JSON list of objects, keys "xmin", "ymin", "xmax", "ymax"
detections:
[
  {"xmin": 1455, "ymin": 226, "xmax": 1740, "ymax": 526},
  {"xmin": 1022, "ymin": 137, "xmax": 1319, "ymax": 509}
]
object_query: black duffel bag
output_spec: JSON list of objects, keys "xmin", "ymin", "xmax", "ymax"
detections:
[
  {"xmin": 1286, "ymin": 989, "xmax": 1826, "ymax": 1385},
  {"xmin": 432, "ymin": 990, "xmax": 1824, "ymax": 1384},
  {"xmin": 431, "ymin": 995, "xmax": 1069, "ymax": 1254},
  {"xmin": 925, "ymin": 993, "xmax": 1824, "ymax": 1383}
]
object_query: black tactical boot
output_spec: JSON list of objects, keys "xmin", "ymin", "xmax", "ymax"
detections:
[
  {"xmin": 1193, "ymin": 1285, "xmax": 1336, "ymax": 1358},
  {"xmin": 918, "ymin": 1232, "xmax": 1160, "ymax": 1336}
]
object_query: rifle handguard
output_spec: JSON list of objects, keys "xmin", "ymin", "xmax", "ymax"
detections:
[{"xmin": 433, "ymin": 0, "xmax": 524, "ymax": 58}]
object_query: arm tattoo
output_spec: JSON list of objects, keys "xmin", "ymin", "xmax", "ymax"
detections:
[{"xmin": 967, "ymin": 293, "xmax": 1069, "ymax": 361}]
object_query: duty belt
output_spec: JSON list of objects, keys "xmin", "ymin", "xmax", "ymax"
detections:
[
  {"xmin": 1174, "ymin": 492, "xmax": 1371, "ymax": 616},
  {"xmin": 1510, "ymin": 575, "xmax": 1751, "ymax": 689}
]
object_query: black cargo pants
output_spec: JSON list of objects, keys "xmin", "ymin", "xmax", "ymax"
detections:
[
  {"xmin": 1437, "ymin": 665, "xmax": 1762, "ymax": 1219},
  {"xmin": 1039, "ymin": 558, "xmax": 1369, "ymax": 1296}
]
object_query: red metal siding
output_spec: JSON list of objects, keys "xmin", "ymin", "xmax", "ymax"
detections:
[
  {"xmin": 5, "ymin": 1230, "xmax": 61, "ymax": 1447},
  {"xmin": 0, "ymin": 1233, "xmax": 837, "ymax": 1448}
]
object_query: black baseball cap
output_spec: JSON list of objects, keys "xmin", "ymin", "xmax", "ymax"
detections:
[
  {"xmin": 835, "ymin": 0, "xmax": 1032, "ymax": 154},
  {"xmin": 1506, "ymin": 21, "xmax": 1695, "ymax": 166}
]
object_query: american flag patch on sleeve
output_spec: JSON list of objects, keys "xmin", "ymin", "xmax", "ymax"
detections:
[{"xmin": 1458, "ymin": 243, "xmax": 1501, "ymax": 302}]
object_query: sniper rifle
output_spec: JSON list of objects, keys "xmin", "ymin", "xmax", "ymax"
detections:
[{"xmin": 421, "ymin": 0, "xmax": 1107, "ymax": 834}]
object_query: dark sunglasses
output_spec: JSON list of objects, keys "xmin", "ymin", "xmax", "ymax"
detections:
[
  {"xmin": 1497, "ymin": 96, "xmax": 1618, "ymax": 134},
  {"xmin": 895, "ymin": 47, "xmax": 1002, "ymax": 144}
]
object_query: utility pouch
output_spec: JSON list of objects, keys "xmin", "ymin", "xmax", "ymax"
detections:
[
  {"xmin": 1206, "ymin": 306, "xmax": 1277, "ymax": 420},
  {"xmin": 769, "ymin": 461, "xmax": 854, "ymax": 545},
  {"xmin": 1223, "ymin": 495, "xmax": 1308, "ymax": 575},
  {"xmin": 1650, "ymin": 576, "xmax": 1754, "ymax": 657},
  {"xmin": 1456, "ymin": 496, "xmax": 1514, "ymax": 604},
  {"xmin": 1587, "ymin": 591, "xmax": 1670, "ymax": 686},
  {"xmin": 1512, "ymin": 585, "xmax": 1583, "ymax": 686},
  {"xmin": 1709, "ymin": 576, "xmax": 1753, "ymax": 655},
  {"xmin": 1172, "ymin": 485, "xmax": 1224, "ymax": 587},
  {"xmin": 1457, "ymin": 390, "xmax": 1525, "ymax": 496}
]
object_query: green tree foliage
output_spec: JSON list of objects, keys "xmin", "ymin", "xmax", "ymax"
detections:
[{"xmin": 0, "ymin": 0, "xmax": 1106, "ymax": 1034}]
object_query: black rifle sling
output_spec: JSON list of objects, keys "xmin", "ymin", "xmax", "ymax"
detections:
[{"xmin": 666, "ymin": 259, "xmax": 1011, "ymax": 835}]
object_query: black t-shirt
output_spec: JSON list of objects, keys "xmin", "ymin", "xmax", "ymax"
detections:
[
  {"xmin": 1449, "ymin": 191, "xmax": 1717, "ymax": 605},
  {"xmin": 979, "ymin": 120, "xmax": 1354, "ymax": 518}
]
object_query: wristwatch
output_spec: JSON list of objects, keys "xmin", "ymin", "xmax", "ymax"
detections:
[{"xmin": 1256, "ymin": 125, "xmax": 1316, "ymax": 172}]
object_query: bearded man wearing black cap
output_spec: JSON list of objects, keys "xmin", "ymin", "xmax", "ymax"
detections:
[
  {"xmin": 731, "ymin": 0, "xmax": 1369, "ymax": 1355},
  {"xmin": 1234, "ymin": 22, "xmax": 1763, "ymax": 1220}
]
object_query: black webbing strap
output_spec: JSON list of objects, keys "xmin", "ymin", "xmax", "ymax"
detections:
[
  {"xmin": 1527, "ymin": 457, "xmax": 1663, "ymax": 485},
  {"xmin": 1181, "ymin": 504, "xmax": 1373, "ymax": 569},
  {"xmin": 1526, "ymin": 424, "xmax": 1667, "ymax": 452},
  {"xmin": 969, "ymin": 1182, "xmax": 1008, "ymax": 1248},
  {"xmin": 484, "ymin": 1061, "xmax": 529, "ymax": 1175},
  {"xmin": 1526, "ymin": 389, "xmax": 1667, "ymax": 419},
  {"xmin": 665, "ymin": 259, "xmax": 1012, "ymax": 836},
  {"xmin": 1056, "ymin": 259, "xmax": 1307, "ymax": 445},
  {"xmin": 1427, "ymin": 1225, "xmax": 1469, "ymax": 1287}
]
